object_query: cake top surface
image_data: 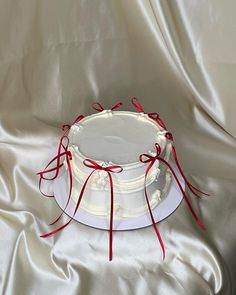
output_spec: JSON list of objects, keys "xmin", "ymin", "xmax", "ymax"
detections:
[{"xmin": 69, "ymin": 110, "xmax": 166, "ymax": 165}]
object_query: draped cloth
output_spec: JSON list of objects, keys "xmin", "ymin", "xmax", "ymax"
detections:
[{"xmin": 1, "ymin": 1, "xmax": 236, "ymax": 294}]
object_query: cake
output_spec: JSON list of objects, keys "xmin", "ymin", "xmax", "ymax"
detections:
[
  {"xmin": 38, "ymin": 98, "xmax": 208, "ymax": 261},
  {"xmin": 65, "ymin": 109, "xmax": 173, "ymax": 219}
]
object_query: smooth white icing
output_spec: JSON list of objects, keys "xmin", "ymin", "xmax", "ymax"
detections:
[
  {"xmin": 69, "ymin": 110, "xmax": 167, "ymax": 164},
  {"xmin": 70, "ymin": 154, "xmax": 160, "ymax": 193},
  {"xmin": 70, "ymin": 169, "xmax": 172, "ymax": 219},
  {"xmin": 65, "ymin": 110, "xmax": 172, "ymax": 219}
]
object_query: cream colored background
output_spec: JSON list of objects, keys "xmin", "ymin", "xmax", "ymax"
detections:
[{"xmin": 1, "ymin": 1, "xmax": 236, "ymax": 294}]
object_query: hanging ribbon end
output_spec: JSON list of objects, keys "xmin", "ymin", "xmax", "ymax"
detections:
[
  {"xmin": 189, "ymin": 184, "xmax": 210, "ymax": 198},
  {"xmin": 162, "ymin": 249, "xmax": 166, "ymax": 261},
  {"xmin": 131, "ymin": 97, "xmax": 145, "ymax": 113},
  {"xmin": 48, "ymin": 216, "xmax": 61, "ymax": 226},
  {"xmin": 199, "ymin": 191, "xmax": 210, "ymax": 197},
  {"xmin": 198, "ymin": 220, "xmax": 206, "ymax": 230},
  {"xmin": 40, "ymin": 233, "xmax": 51, "ymax": 238}
]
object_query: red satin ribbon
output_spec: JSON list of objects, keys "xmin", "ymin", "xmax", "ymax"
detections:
[
  {"xmin": 37, "ymin": 113, "xmax": 84, "ymax": 224},
  {"xmin": 132, "ymin": 97, "xmax": 209, "ymax": 198},
  {"xmin": 140, "ymin": 143, "xmax": 206, "ymax": 258},
  {"xmin": 37, "ymin": 136, "xmax": 73, "ymax": 225},
  {"xmin": 92, "ymin": 101, "xmax": 123, "ymax": 112},
  {"xmin": 165, "ymin": 132, "xmax": 210, "ymax": 198},
  {"xmin": 131, "ymin": 97, "xmax": 167, "ymax": 129},
  {"xmin": 40, "ymin": 158, "xmax": 123, "ymax": 262},
  {"xmin": 62, "ymin": 114, "xmax": 84, "ymax": 133},
  {"xmin": 139, "ymin": 146, "xmax": 166, "ymax": 260}
]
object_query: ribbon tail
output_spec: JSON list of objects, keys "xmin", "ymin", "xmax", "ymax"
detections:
[
  {"xmin": 38, "ymin": 175, "xmax": 55, "ymax": 198},
  {"xmin": 37, "ymin": 162, "xmax": 65, "ymax": 197},
  {"xmin": 171, "ymin": 145, "xmax": 209, "ymax": 197},
  {"xmin": 131, "ymin": 97, "xmax": 145, "ymax": 113},
  {"xmin": 158, "ymin": 157, "xmax": 205, "ymax": 230},
  {"xmin": 40, "ymin": 219, "xmax": 73, "ymax": 238},
  {"xmin": 92, "ymin": 102, "xmax": 104, "ymax": 112},
  {"xmin": 48, "ymin": 212, "xmax": 63, "ymax": 226},
  {"xmin": 148, "ymin": 113, "xmax": 167, "ymax": 129},
  {"xmin": 37, "ymin": 137, "xmax": 70, "ymax": 197},
  {"xmin": 108, "ymin": 173, "xmax": 114, "ymax": 261},
  {"xmin": 38, "ymin": 157, "xmax": 71, "ymax": 198},
  {"xmin": 40, "ymin": 170, "xmax": 95, "ymax": 238},
  {"xmin": 111, "ymin": 101, "xmax": 123, "ymax": 111},
  {"xmin": 37, "ymin": 162, "xmax": 65, "ymax": 179},
  {"xmin": 48, "ymin": 159, "xmax": 73, "ymax": 226},
  {"xmin": 144, "ymin": 162, "xmax": 165, "ymax": 260}
]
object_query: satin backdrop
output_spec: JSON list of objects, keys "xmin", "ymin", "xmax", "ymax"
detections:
[{"xmin": 1, "ymin": 1, "xmax": 235, "ymax": 294}]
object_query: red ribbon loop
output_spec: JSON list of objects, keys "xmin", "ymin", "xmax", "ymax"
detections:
[
  {"xmin": 92, "ymin": 102, "xmax": 104, "ymax": 112},
  {"xmin": 139, "ymin": 142, "xmax": 206, "ymax": 259},
  {"xmin": 40, "ymin": 158, "xmax": 123, "ymax": 262},
  {"xmin": 37, "ymin": 135, "xmax": 73, "ymax": 225},
  {"xmin": 139, "ymin": 143, "xmax": 161, "ymax": 164},
  {"xmin": 83, "ymin": 159, "xmax": 123, "ymax": 173},
  {"xmin": 131, "ymin": 97, "xmax": 145, "ymax": 113},
  {"xmin": 92, "ymin": 101, "xmax": 123, "ymax": 112},
  {"xmin": 131, "ymin": 97, "xmax": 166, "ymax": 129},
  {"xmin": 148, "ymin": 113, "xmax": 167, "ymax": 129},
  {"xmin": 62, "ymin": 114, "xmax": 84, "ymax": 133}
]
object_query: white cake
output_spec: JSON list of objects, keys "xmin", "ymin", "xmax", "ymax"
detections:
[{"xmin": 65, "ymin": 109, "xmax": 172, "ymax": 219}]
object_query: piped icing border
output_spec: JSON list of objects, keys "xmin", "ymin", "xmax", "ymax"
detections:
[{"xmin": 68, "ymin": 109, "xmax": 168, "ymax": 168}]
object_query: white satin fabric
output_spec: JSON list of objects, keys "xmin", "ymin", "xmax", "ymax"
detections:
[{"xmin": 1, "ymin": 1, "xmax": 236, "ymax": 294}]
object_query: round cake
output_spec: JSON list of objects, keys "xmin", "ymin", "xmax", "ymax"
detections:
[{"xmin": 64, "ymin": 109, "xmax": 172, "ymax": 219}]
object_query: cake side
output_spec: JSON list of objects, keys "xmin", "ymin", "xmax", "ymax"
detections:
[{"xmin": 64, "ymin": 110, "xmax": 172, "ymax": 219}]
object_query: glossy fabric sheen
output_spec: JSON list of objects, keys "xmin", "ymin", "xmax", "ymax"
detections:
[{"xmin": 0, "ymin": 1, "xmax": 235, "ymax": 294}]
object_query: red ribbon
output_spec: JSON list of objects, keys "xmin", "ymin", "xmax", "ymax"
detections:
[
  {"xmin": 132, "ymin": 97, "xmax": 209, "ymax": 198},
  {"xmin": 37, "ymin": 136, "xmax": 73, "ymax": 225},
  {"xmin": 131, "ymin": 97, "xmax": 167, "ymax": 129},
  {"xmin": 40, "ymin": 158, "xmax": 123, "ymax": 262},
  {"xmin": 92, "ymin": 101, "xmax": 123, "ymax": 112},
  {"xmin": 165, "ymin": 132, "xmax": 210, "ymax": 198},
  {"xmin": 139, "ymin": 145, "xmax": 166, "ymax": 260},
  {"xmin": 140, "ymin": 143, "xmax": 206, "ymax": 258},
  {"xmin": 37, "ymin": 113, "xmax": 84, "ymax": 224},
  {"xmin": 62, "ymin": 114, "xmax": 84, "ymax": 133}
]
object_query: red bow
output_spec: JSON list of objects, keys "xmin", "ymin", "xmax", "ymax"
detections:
[
  {"xmin": 92, "ymin": 101, "xmax": 123, "ymax": 112},
  {"xmin": 37, "ymin": 136, "xmax": 73, "ymax": 225},
  {"xmin": 62, "ymin": 114, "xmax": 84, "ymax": 133},
  {"xmin": 131, "ymin": 97, "xmax": 167, "ymax": 129},
  {"xmin": 132, "ymin": 96, "xmax": 209, "ymax": 198},
  {"xmin": 140, "ymin": 143, "xmax": 206, "ymax": 259},
  {"xmin": 40, "ymin": 158, "xmax": 123, "ymax": 262}
]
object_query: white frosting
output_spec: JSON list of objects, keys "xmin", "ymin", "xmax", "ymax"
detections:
[
  {"xmin": 65, "ymin": 110, "xmax": 172, "ymax": 219},
  {"xmin": 70, "ymin": 148, "xmax": 160, "ymax": 193},
  {"xmin": 69, "ymin": 110, "xmax": 167, "ymax": 164},
  {"xmin": 70, "ymin": 169, "xmax": 172, "ymax": 219}
]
